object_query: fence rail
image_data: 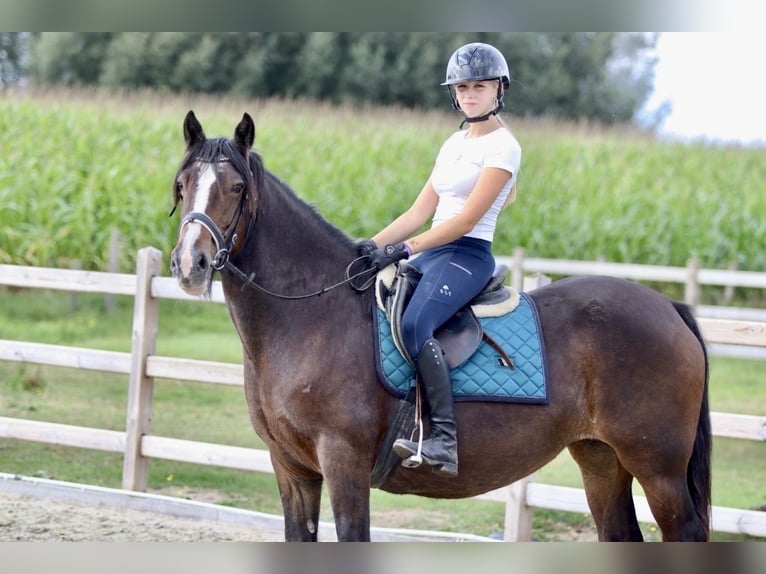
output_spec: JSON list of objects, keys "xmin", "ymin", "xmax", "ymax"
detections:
[
  {"xmin": 500, "ymin": 248, "xmax": 766, "ymax": 294},
  {"xmin": 502, "ymin": 249, "xmax": 766, "ymax": 327},
  {"xmin": 1, "ymin": 250, "xmax": 765, "ymax": 540}
]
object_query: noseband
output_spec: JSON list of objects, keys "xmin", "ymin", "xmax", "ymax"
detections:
[
  {"xmin": 181, "ymin": 197, "xmax": 245, "ymax": 271},
  {"xmin": 177, "ymin": 156, "xmax": 249, "ymax": 271}
]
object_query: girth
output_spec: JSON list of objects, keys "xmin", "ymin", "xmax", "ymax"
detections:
[{"xmin": 379, "ymin": 262, "xmax": 514, "ymax": 369}]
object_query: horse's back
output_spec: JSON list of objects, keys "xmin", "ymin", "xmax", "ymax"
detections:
[
  {"xmin": 531, "ymin": 274, "xmax": 680, "ymax": 322},
  {"xmin": 530, "ymin": 274, "xmax": 701, "ymax": 355}
]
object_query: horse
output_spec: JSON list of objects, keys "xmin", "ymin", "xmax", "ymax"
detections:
[{"xmin": 169, "ymin": 111, "xmax": 711, "ymax": 542}]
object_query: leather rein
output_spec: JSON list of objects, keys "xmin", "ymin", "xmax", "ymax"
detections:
[{"xmin": 174, "ymin": 189, "xmax": 376, "ymax": 300}]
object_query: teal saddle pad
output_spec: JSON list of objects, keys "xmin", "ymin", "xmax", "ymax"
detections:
[{"xmin": 373, "ymin": 292, "xmax": 549, "ymax": 404}]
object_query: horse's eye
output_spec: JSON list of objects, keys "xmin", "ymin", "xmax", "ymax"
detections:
[
  {"xmin": 231, "ymin": 182, "xmax": 245, "ymax": 194},
  {"xmin": 174, "ymin": 180, "xmax": 183, "ymax": 198}
]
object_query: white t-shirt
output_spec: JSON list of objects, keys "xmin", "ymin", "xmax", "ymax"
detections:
[{"xmin": 430, "ymin": 127, "xmax": 521, "ymax": 242}]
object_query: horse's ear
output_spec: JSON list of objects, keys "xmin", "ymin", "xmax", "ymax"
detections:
[
  {"xmin": 234, "ymin": 113, "xmax": 255, "ymax": 151},
  {"xmin": 183, "ymin": 110, "xmax": 206, "ymax": 148},
  {"xmin": 169, "ymin": 177, "xmax": 181, "ymax": 218}
]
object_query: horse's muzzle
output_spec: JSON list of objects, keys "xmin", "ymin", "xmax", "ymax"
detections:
[{"xmin": 170, "ymin": 245, "xmax": 212, "ymax": 296}]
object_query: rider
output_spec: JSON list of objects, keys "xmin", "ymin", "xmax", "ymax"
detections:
[{"xmin": 360, "ymin": 42, "xmax": 522, "ymax": 478}]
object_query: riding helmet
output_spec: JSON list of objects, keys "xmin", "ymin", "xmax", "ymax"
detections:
[{"xmin": 441, "ymin": 42, "xmax": 511, "ymax": 89}]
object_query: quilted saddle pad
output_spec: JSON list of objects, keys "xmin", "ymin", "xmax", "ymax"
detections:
[{"xmin": 373, "ymin": 292, "xmax": 549, "ymax": 404}]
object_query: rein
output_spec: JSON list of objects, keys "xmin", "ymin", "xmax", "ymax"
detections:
[
  {"xmin": 178, "ymin": 205, "xmax": 376, "ymax": 300},
  {"xmin": 222, "ymin": 255, "xmax": 376, "ymax": 300}
]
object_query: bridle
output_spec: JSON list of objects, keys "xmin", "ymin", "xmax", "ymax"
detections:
[
  {"xmin": 179, "ymin": 191, "xmax": 247, "ymax": 272},
  {"xmin": 172, "ymin": 160, "xmax": 376, "ymax": 300}
]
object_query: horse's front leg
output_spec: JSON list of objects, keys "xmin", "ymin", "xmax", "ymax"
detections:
[
  {"xmin": 319, "ymin": 436, "xmax": 373, "ymax": 541},
  {"xmin": 272, "ymin": 460, "xmax": 323, "ymax": 541}
]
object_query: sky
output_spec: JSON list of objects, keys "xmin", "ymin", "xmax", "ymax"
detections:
[{"xmin": 643, "ymin": 32, "xmax": 766, "ymax": 146}]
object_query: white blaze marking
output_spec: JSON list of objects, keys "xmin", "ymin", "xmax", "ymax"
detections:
[{"xmin": 179, "ymin": 164, "xmax": 217, "ymax": 276}]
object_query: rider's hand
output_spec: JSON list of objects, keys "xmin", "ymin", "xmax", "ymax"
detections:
[
  {"xmin": 356, "ymin": 239, "xmax": 377, "ymax": 258},
  {"xmin": 369, "ymin": 242, "xmax": 411, "ymax": 270}
]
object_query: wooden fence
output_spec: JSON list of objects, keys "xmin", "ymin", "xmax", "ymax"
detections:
[
  {"xmin": 502, "ymin": 247, "xmax": 766, "ymax": 318},
  {"xmin": 1, "ymin": 247, "xmax": 765, "ymax": 540}
]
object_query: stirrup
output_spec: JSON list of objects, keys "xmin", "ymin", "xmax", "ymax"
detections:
[{"xmin": 400, "ymin": 418, "xmax": 424, "ymax": 468}]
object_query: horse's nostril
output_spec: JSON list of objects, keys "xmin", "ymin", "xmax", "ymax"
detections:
[{"xmin": 195, "ymin": 253, "xmax": 208, "ymax": 272}]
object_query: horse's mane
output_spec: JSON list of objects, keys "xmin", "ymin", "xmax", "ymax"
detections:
[{"xmin": 261, "ymin": 169, "xmax": 357, "ymax": 251}]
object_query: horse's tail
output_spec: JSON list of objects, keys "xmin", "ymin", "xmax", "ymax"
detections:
[{"xmin": 673, "ymin": 301, "xmax": 712, "ymax": 536}]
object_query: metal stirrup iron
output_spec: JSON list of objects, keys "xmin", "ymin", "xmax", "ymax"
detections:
[{"xmin": 401, "ymin": 382, "xmax": 425, "ymax": 468}]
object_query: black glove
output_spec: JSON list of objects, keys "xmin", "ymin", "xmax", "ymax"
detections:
[
  {"xmin": 369, "ymin": 242, "xmax": 411, "ymax": 270},
  {"xmin": 356, "ymin": 239, "xmax": 377, "ymax": 257}
]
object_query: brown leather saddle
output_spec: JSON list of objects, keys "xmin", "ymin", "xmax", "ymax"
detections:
[{"xmin": 378, "ymin": 262, "xmax": 514, "ymax": 369}]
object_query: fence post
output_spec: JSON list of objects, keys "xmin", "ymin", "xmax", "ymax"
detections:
[
  {"xmin": 105, "ymin": 228, "xmax": 121, "ymax": 313},
  {"xmin": 723, "ymin": 261, "xmax": 737, "ymax": 304},
  {"xmin": 503, "ymin": 473, "xmax": 536, "ymax": 541},
  {"xmin": 511, "ymin": 247, "xmax": 526, "ymax": 292},
  {"xmin": 69, "ymin": 260, "xmax": 81, "ymax": 311},
  {"xmin": 122, "ymin": 247, "xmax": 162, "ymax": 491},
  {"xmin": 523, "ymin": 273, "xmax": 551, "ymax": 292},
  {"xmin": 685, "ymin": 258, "xmax": 700, "ymax": 311}
]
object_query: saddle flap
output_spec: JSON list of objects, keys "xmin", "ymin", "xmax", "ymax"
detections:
[
  {"xmin": 385, "ymin": 264, "xmax": 420, "ymax": 366},
  {"xmin": 434, "ymin": 308, "xmax": 483, "ymax": 369}
]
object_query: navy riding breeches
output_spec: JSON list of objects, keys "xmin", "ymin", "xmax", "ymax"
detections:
[{"xmin": 402, "ymin": 236, "xmax": 494, "ymax": 360}]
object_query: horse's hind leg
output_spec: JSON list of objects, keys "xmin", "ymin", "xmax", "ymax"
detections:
[
  {"xmin": 568, "ymin": 440, "xmax": 644, "ymax": 541},
  {"xmin": 636, "ymin": 474, "xmax": 707, "ymax": 541}
]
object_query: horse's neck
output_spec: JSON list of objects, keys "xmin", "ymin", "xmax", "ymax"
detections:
[
  {"xmin": 221, "ymin": 175, "xmax": 361, "ymax": 339},
  {"xmin": 254, "ymin": 177, "xmax": 353, "ymax": 281}
]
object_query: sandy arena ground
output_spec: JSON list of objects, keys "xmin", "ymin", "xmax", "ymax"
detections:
[{"xmin": 0, "ymin": 490, "xmax": 284, "ymax": 542}]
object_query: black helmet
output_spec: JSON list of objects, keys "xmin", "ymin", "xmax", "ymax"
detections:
[
  {"xmin": 442, "ymin": 42, "xmax": 510, "ymax": 90},
  {"xmin": 442, "ymin": 42, "xmax": 510, "ymax": 122}
]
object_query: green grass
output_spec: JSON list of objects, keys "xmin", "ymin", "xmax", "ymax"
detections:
[{"xmin": 0, "ymin": 288, "xmax": 763, "ymax": 540}]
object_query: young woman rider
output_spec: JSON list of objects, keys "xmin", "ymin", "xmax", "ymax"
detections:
[{"xmin": 360, "ymin": 42, "xmax": 521, "ymax": 478}]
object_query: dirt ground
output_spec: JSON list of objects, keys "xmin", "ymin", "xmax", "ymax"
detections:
[
  {"xmin": 0, "ymin": 486, "xmax": 599, "ymax": 542},
  {"xmin": 0, "ymin": 491, "xmax": 283, "ymax": 542}
]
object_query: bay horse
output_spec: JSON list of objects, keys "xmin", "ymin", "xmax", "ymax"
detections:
[{"xmin": 169, "ymin": 111, "xmax": 711, "ymax": 541}]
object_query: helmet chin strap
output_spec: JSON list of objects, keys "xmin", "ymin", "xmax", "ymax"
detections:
[
  {"xmin": 455, "ymin": 83, "xmax": 505, "ymax": 129},
  {"xmin": 459, "ymin": 100, "xmax": 504, "ymax": 129}
]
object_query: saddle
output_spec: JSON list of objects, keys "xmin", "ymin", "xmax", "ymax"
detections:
[{"xmin": 377, "ymin": 262, "xmax": 517, "ymax": 369}]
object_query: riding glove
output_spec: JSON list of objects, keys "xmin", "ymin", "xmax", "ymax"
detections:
[
  {"xmin": 356, "ymin": 239, "xmax": 378, "ymax": 257},
  {"xmin": 369, "ymin": 242, "xmax": 411, "ymax": 270}
]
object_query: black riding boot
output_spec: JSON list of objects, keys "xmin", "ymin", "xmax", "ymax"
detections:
[{"xmin": 393, "ymin": 338, "xmax": 458, "ymax": 478}]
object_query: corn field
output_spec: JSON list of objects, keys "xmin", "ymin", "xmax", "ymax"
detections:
[{"xmin": 1, "ymin": 88, "xmax": 765, "ymax": 276}]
